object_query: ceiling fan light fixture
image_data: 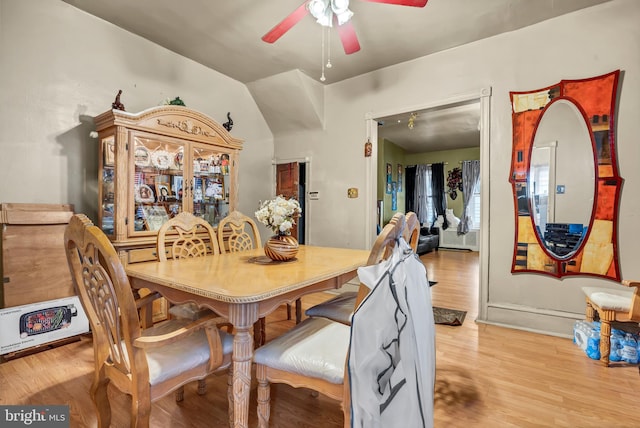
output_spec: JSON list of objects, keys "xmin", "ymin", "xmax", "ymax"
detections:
[
  {"xmin": 309, "ymin": 0, "xmax": 354, "ymax": 27},
  {"xmin": 332, "ymin": 0, "xmax": 354, "ymax": 25},
  {"xmin": 308, "ymin": 0, "xmax": 332, "ymax": 27},
  {"xmin": 335, "ymin": 9, "xmax": 354, "ymax": 26}
]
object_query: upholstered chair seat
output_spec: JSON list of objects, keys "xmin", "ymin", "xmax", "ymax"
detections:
[
  {"xmin": 582, "ymin": 287, "xmax": 634, "ymax": 312},
  {"xmin": 141, "ymin": 319, "xmax": 234, "ymax": 385},
  {"xmin": 304, "ymin": 290, "xmax": 357, "ymax": 325},
  {"xmin": 254, "ymin": 317, "xmax": 349, "ymax": 384},
  {"xmin": 304, "ymin": 212, "xmax": 420, "ymax": 326}
]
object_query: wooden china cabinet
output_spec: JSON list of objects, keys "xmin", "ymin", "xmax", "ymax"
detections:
[{"xmin": 94, "ymin": 106, "xmax": 243, "ymax": 321}]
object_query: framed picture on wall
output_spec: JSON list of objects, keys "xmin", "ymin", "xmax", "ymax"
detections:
[
  {"xmin": 386, "ymin": 163, "xmax": 392, "ymax": 194},
  {"xmin": 391, "ymin": 182, "xmax": 398, "ymax": 210},
  {"xmin": 397, "ymin": 164, "xmax": 403, "ymax": 192}
]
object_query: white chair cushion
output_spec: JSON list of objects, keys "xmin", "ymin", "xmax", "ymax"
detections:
[
  {"xmin": 305, "ymin": 291, "xmax": 357, "ymax": 324},
  {"xmin": 582, "ymin": 286, "xmax": 634, "ymax": 312},
  {"xmin": 142, "ymin": 320, "xmax": 233, "ymax": 385},
  {"xmin": 253, "ymin": 317, "xmax": 349, "ymax": 384}
]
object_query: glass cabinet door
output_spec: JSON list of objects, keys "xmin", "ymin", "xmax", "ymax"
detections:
[
  {"xmin": 130, "ymin": 132, "xmax": 185, "ymax": 236},
  {"xmin": 191, "ymin": 144, "xmax": 231, "ymax": 227},
  {"xmin": 100, "ymin": 135, "xmax": 116, "ymax": 236}
]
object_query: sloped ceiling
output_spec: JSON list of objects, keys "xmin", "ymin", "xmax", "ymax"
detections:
[
  {"xmin": 61, "ymin": 0, "xmax": 611, "ymax": 140},
  {"xmin": 247, "ymin": 70, "xmax": 325, "ymax": 133}
]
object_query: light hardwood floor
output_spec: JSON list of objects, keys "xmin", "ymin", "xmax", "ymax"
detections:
[{"xmin": 1, "ymin": 250, "xmax": 640, "ymax": 427}]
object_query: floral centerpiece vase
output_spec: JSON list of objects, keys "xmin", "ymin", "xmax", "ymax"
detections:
[
  {"xmin": 255, "ymin": 195, "xmax": 302, "ymax": 262},
  {"xmin": 264, "ymin": 233, "xmax": 299, "ymax": 261}
]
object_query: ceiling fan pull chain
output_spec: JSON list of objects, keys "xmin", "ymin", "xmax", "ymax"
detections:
[
  {"xmin": 320, "ymin": 26, "xmax": 327, "ymax": 81},
  {"xmin": 326, "ymin": 28, "xmax": 332, "ymax": 69}
]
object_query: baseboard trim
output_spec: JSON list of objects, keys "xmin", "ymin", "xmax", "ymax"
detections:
[{"xmin": 478, "ymin": 303, "xmax": 583, "ymax": 338}]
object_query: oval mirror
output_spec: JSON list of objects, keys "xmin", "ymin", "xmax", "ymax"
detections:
[{"xmin": 529, "ymin": 99, "xmax": 595, "ymax": 259}]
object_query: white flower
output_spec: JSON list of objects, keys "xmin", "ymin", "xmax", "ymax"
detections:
[
  {"xmin": 279, "ymin": 220, "xmax": 292, "ymax": 233},
  {"xmin": 255, "ymin": 195, "xmax": 302, "ymax": 235},
  {"xmin": 89, "ymin": 131, "xmax": 99, "ymax": 138}
]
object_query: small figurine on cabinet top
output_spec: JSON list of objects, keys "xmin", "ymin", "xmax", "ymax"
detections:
[
  {"xmin": 112, "ymin": 89, "xmax": 125, "ymax": 111},
  {"xmin": 168, "ymin": 96, "xmax": 185, "ymax": 106},
  {"xmin": 223, "ymin": 112, "xmax": 233, "ymax": 131}
]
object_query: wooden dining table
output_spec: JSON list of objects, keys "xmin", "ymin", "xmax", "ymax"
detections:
[{"xmin": 126, "ymin": 244, "xmax": 370, "ymax": 428}]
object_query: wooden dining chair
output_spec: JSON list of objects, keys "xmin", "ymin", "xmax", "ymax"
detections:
[
  {"xmin": 157, "ymin": 211, "xmax": 220, "ymax": 261},
  {"xmin": 582, "ymin": 280, "xmax": 640, "ymax": 366},
  {"xmin": 157, "ymin": 212, "xmax": 221, "ymax": 321},
  {"xmin": 156, "ymin": 212, "xmax": 235, "ymax": 398},
  {"xmin": 217, "ymin": 210, "xmax": 262, "ymax": 253},
  {"xmin": 64, "ymin": 214, "xmax": 234, "ymax": 428},
  {"xmin": 217, "ymin": 210, "xmax": 298, "ymax": 347},
  {"xmin": 304, "ymin": 212, "xmax": 420, "ymax": 325},
  {"xmin": 253, "ymin": 214, "xmax": 408, "ymax": 428}
]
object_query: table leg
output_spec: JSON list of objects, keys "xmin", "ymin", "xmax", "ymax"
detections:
[{"xmin": 228, "ymin": 303, "xmax": 258, "ymax": 428}]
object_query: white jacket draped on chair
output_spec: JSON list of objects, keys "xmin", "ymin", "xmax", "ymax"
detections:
[{"xmin": 349, "ymin": 237, "xmax": 435, "ymax": 428}]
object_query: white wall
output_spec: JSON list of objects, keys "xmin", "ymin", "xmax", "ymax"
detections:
[
  {"xmin": 276, "ymin": 0, "xmax": 640, "ymax": 336},
  {"xmin": 0, "ymin": 0, "xmax": 274, "ymax": 223}
]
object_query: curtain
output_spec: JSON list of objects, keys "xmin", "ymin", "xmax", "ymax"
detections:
[
  {"xmin": 458, "ymin": 160, "xmax": 481, "ymax": 235},
  {"xmin": 405, "ymin": 165, "xmax": 416, "ymax": 213},
  {"xmin": 431, "ymin": 163, "xmax": 448, "ymax": 230},
  {"xmin": 414, "ymin": 164, "xmax": 431, "ymax": 225}
]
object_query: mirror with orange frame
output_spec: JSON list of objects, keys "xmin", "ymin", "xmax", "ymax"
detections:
[{"xmin": 509, "ymin": 70, "xmax": 622, "ymax": 280}]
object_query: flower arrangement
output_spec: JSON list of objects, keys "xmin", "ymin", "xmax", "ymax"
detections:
[
  {"xmin": 447, "ymin": 167, "xmax": 463, "ymax": 200},
  {"xmin": 447, "ymin": 167, "xmax": 462, "ymax": 192},
  {"xmin": 255, "ymin": 195, "xmax": 302, "ymax": 236}
]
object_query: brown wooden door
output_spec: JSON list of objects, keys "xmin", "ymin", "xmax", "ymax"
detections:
[{"xmin": 276, "ymin": 162, "xmax": 299, "ymax": 240}]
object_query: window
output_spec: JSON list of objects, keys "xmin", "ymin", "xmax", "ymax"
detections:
[
  {"xmin": 426, "ymin": 178, "xmax": 435, "ymax": 226},
  {"xmin": 468, "ymin": 180, "xmax": 481, "ymax": 229},
  {"xmin": 415, "ymin": 165, "xmax": 437, "ymax": 226}
]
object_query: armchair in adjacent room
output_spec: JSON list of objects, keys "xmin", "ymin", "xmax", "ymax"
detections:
[{"xmin": 417, "ymin": 225, "xmax": 439, "ymax": 255}]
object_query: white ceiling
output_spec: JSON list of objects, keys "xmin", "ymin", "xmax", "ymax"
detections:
[
  {"xmin": 61, "ymin": 0, "xmax": 610, "ymax": 152},
  {"xmin": 376, "ymin": 100, "xmax": 481, "ymax": 153}
]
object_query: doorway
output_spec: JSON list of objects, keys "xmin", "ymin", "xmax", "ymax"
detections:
[
  {"xmin": 365, "ymin": 87, "xmax": 491, "ymax": 321},
  {"xmin": 275, "ymin": 160, "xmax": 307, "ymax": 244}
]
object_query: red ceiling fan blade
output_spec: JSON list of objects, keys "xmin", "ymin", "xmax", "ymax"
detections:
[
  {"xmin": 262, "ymin": 1, "xmax": 310, "ymax": 43},
  {"xmin": 360, "ymin": 0, "xmax": 428, "ymax": 7},
  {"xmin": 336, "ymin": 20, "xmax": 361, "ymax": 55}
]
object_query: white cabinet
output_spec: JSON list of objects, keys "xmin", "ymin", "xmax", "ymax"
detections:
[{"xmin": 438, "ymin": 227, "xmax": 479, "ymax": 251}]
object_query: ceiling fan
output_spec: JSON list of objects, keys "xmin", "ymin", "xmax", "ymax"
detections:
[{"xmin": 262, "ymin": 0, "xmax": 429, "ymax": 55}]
